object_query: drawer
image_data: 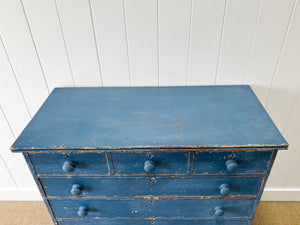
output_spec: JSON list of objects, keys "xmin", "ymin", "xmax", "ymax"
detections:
[
  {"xmin": 193, "ymin": 151, "xmax": 273, "ymax": 175},
  {"xmin": 42, "ymin": 176, "xmax": 262, "ymax": 198},
  {"xmin": 58, "ymin": 220, "xmax": 249, "ymax": 225},
  {"xmin": 29, "ymin": 153, "xmax": 108, "ymax": 176},
  {"xmin": 112, "ymin": 152, "xmax": 188, "ymax": 175},
  {"xmin": 50, "ymin": 199, "xmax": 255, "ymax": 219}
]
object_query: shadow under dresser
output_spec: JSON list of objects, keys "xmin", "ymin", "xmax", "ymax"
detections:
[{"xmin": 11, "ymin": 85, "xmax": 288, "ymax": 225}]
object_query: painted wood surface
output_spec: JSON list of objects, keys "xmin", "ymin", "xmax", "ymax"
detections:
[
  {"xmin": 90, "ymin": 0, "xmax": 130, "ymax": 86},
  {"xmin": 49, "ymin": 198, "xmax": 255, "ymax": 219},
  {"xmin": 216, "ymin": 0, "xmax": 260, "ymax": 84},
  {"xmin": 11, "ymin": 86, "xmax": 287, "ymax": 151},
  {"xmin": 193, "ymin": 151, "xmax": 272, "ymax": 175},
  {"xmin": 58, "ymin": 220, "xmax": 249, "ymax": 225},
  {"xmin": 124, "ymin": 0, "xmax": 158, "ymax": 86},
  {"xmin": 29, "ymin": 153, "xmax": 107, "ymax": 175},
  {"xmin": 112, "ymin": 152, "xmax": 187, "ymax": 175},
  {"xmin": 41, "ymin": 176, "xmax": 262, "ymax": 198},
  {"xmin": 22, "ymin": 0, "xmax": 74, "ymax": 91},
  {"xmin": 158, "ymin": 0, "xmax": 191, "ymax": 85},
  {"xmin": 187, "ymin": 0, "xmax": 226, "ymax": 85},
  {"xmin": 55, "ymin": 0, "xmax": 102, "ymax": 86}
]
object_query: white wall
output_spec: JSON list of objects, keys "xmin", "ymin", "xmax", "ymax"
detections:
[{"xmin": 0, "ymin": 0, "xmax": 300, "ymax": 201}]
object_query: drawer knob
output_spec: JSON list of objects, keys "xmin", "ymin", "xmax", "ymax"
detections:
[
  {"xmin": 214, "ymin": 206, "xmax": 225, "ymax": 216},
  {"xmin": 78, "ymin": 206, "xmax": 88, "ymax": 217},
  {"xmin": 71, "ymin": 184, "xmax": 82, "ymax": 196},
  {"xmin": 225, "ymin": 159, "xmax": 238, "ymax": 172},
  {"xmin": 144, "ymin": 160, "xmax": 156, "ymax": 173},
  {"xmin": 219, "ymin": 184, "xmax": 230, "ymax": 196},
  {"xmin": 62, "ymin": 160, "xmax": 76, "ymax": 173}
]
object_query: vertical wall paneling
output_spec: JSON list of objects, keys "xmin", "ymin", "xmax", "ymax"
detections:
[
  {"xmin": 22, "ymin": 0, "xmax": 75, "ymax": 91},
  {"xmin": 0, "ymin": 107, "xmax": 37, "ymax": 189},
  {"xmin": 285, "ymin": 88, "xmax": 300, "ymax": 188},
  {"xmin": 158, "ymin": 0, "xmax": 192, "ymax": 85},
  {"xmin": 0, "ymin": 37, "xmax": 31, "ymax": 136},
  {"xmin": 187, "ymin": 0, "xmax": 226, "ymax": 85},
  {"xmin": 55, "ymin": 0, "xmax": 102, "ymax": 86},
  {"xmin": 0, "ymin": 37, "xmax": 36, "ymax": 189},
  {"xmin": 124, "ymin": 0, "xmax": 158, "ymax": 86},
  {"xmin": 264, "ymin": 0, "xmax": 300, "ymax": 189},
  {"xmin": 0, "ymin": 0, "xmax": 49, "ymax": 115},
  {"xmin": 244, "ymin": 0, "xmax": 296, "ymax": 105},
  {"xmin": 91, "ymin": 0, "xmax": 130, "ymax": 86},
  {"xmin": 216, "ymin": 0, "xmax": 261, "ymax": 84},
  {"xmin": 0, "ymin": 153, "xmax": 16, "ymax": 189}
]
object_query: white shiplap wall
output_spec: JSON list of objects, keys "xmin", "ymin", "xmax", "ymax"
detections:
[{"xmin": 0, "ymin": 0, "xmax": 299, "ymax": 201}]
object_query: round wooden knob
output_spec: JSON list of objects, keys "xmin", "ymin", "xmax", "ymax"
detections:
[
  {"xmin": 62, "ymin": 160, "xmax": 76, "ymax": 173},
  {"xmin": 71, "ymin": 184, "xmax": 82, "ymax": 196},
  {"xmin": 78, "ymin": 206, "xmax": 88, "ymax": 217},
  {"xmin": 219, "ymin": 184, "xmax": 230, "ymax": 196},
  {"xmin": 226, "ymin": 159, "xmax": 238, "ymax": 172},
  {"xmin": 144, "ymin": 160, "xmax": 156, "ymax": 173},
  {"xmin": 214, "ymin": 206, "xmax": 225, "ymax": 216}
]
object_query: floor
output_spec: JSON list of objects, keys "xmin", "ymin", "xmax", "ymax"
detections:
[{"xmin": 0, "ymin": 202, "xmax": 299, "ymax": 225}]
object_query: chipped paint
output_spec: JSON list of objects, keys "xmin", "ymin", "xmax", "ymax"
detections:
[{"xmin": 10, "ymin": 142, "xmax": 288, "ymax": 152}]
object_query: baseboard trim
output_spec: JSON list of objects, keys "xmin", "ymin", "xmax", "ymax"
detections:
[
  {"xmin": 261, "ymin": 189, "xmax": 300, "ymax": 201},
  {"xmin": 0, "ymin": 189, "xmax": 299, "ymax": 201},
  {"xmin": 0, "ymin": 189, "xmax": 42, "ymax": 201}
]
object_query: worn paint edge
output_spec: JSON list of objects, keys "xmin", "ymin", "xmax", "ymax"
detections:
[
  {"xmin": 12, "ymin": 147, "xmax": 285, "ymax": 154},
  {"xmin": 10, "ymin": 143, "xmax": 289, "ymax": 152}
]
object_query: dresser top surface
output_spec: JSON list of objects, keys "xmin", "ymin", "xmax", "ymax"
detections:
[{"xmin": 11, "ymin": 85, "xmax": 288, "ymax": 152}]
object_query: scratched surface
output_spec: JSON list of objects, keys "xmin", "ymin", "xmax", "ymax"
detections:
[
  {"xmin": 11, "ymin": 86, "xmax": 287, "ymax": 151},
  {"xmin": 41, "ymin": 176, "xmax": 262, "ymax": 198},
  {"xmin": 193, "ymin": 151, "xmax": 272, "ymax": 174},
  {"xmin": 49, "ymin": 199, "xmax": 255, "ymax": 219}
]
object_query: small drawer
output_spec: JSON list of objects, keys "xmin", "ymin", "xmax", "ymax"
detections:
[
  {"xmin": 112, "ymin": 152, "xmax": 188, "ymax": 175},
  {"xmin": 41, "ymin": 176, "xmax": 262, "ymax": 198},
  {"xmin": 29, "ymin": 153, "xmax": 108, "ymax": 176},
  {"xmin": 193, "ymin": 151, "xmax": 273, "ymax": 175},
  {"xmin": 49, "ymin": 199, "xmax": 255, "ymax": 219},
  {"xmin": 58, "ymin": 220, "xmax": 248, "ymax": 225}
]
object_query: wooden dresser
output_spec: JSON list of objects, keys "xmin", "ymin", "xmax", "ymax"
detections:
[{"xmin": 11, "ymin": 86, "xmax": 288, "ymax": 225}]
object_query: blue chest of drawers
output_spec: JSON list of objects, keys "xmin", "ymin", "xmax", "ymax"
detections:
[{"xmin": 11, "ymin": 86, "xmax": 288, "ymax": 225}]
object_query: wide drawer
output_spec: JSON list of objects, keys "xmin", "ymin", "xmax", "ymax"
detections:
[
  {"xmin": 193, "ymin": 151, "xmax": 273, "ymax": 175},
  {"xmin": 42, "ymin": 176, "xmax": 262, "ymax": 198},
  {"xmin": 50, "ymin": 199, "xmax": 255, "ymax": 219},
  {"xmin": 58, "ymin": 220, "xmax": 249, "ymax": 225},
  {"xmin": 112, "ymin": 152, "xmax": 188, "ymax": 175},
  {"xmin": 29, "ymin": 153, "xmax": 108, "ymax": 176}
]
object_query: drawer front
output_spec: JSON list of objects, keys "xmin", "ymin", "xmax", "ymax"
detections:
[
  {"xmin": 50, "ymin": 199, "xmax": 255, "ymax": 219},
  {"xmin": 58, "ymin": 220, "xmax": 249, "ymax": 225},
  {"xmin": 42, "ymin": 177, "xmax": 262, "ymax": 198},
  {"xmin": 112, "ymin": 152, "xmax": 188, "ymax": 175},
  {"xmin": 193, "ymin": 151, "xmax": 272, "ymax": 174},
  {"xmin": 29, "ymin": 153, "xmax": 108, "ymax": 176}
]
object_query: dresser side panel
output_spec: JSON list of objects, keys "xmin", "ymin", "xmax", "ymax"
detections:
[
  {"xmin": 23, "ymin": 153, "xmax": 57, "ymax": 224},
  {"xmin": 250, "ymin": 150, "xmax": 278, "ymax": 223}
]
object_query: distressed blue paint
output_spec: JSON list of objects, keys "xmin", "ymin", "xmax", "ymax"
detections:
[
  {"xmin": 41, "ymin": 177, "xmax": 262, "ymax": 198},
  {"xmin": 11, "ymin": 86, "xmax": 287, "ymax": 151},
  {"xmin": 29, "ymin": 153, "xmax": 107, "ymax": 175},
  {"xmin": 49, "ymin": 199, "xmax": 255, "ymax": 219},
  {"xmin": 193, "ymin": 151, "xmax": 272, "ymax": 174},
  {"xmin": 58, "ymin": 220, "xmax": 249, "ymax": 225},
  {"xmin": 22, "ymin": 153, "xmax": 58, "ymax": 225},
  {"xmin": 112, "ymin": 152, "xmax": 188, "ymax": 175},
  {"xmin": 11, "ymin": 86, "xmax": 288, "ymax": 225}
]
